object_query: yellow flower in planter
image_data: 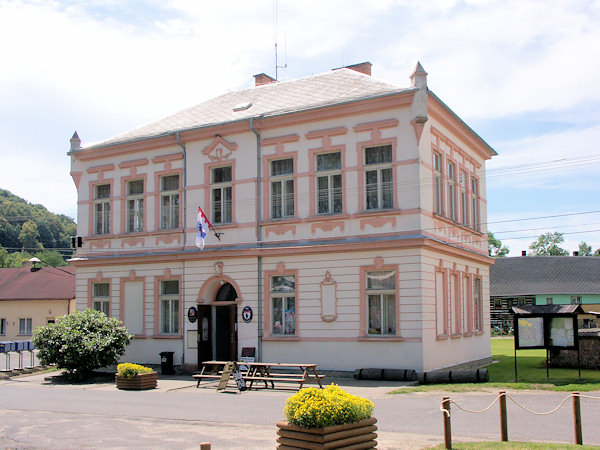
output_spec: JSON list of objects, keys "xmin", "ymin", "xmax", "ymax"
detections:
[
  {"xmin": 283, "ymin": 384, "xmax": 374, "ymax": 428},
  {"xmin": 117, "ymin": 363, "xmax": 154, "ymax": 379}
]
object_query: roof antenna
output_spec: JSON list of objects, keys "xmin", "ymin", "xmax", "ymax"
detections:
[{"xmin": 274, "ymin": 0, "xmax": 287, "ymax": 81}]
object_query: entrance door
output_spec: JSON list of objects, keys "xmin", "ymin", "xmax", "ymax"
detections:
[
  {"xmin": 197, "ymin": 304, "xmax": 212, "ymax": 363},
  {"xmin": 215, "ymin": 304, "xmax": 237, "ymax": 361}
]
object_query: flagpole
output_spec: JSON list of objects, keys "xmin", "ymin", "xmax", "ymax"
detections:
[{"xmin": 201, "ymin": 208, "xmax": 222, "ymax": 241}]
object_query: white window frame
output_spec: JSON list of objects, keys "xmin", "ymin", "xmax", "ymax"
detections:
[
  {"xmin": 126, "ymin": 179, "xmax": 144, "ymax": 233},
  {"xmin": 160, "ymin": 175, "xmax": 179, "ymax": 230},
  {"xmin": 19, "ymin": 318, "xmax": 32, "ymax": 335},
  {"xmin": 571, "ymin": 296, "xmax": 582, "ymax": 305},
  {"xmin": 270, "ymin": 275, "xmax": 296, "ymax": 336},
  {"xmin": 366, "ymin": 270, "xmax": 396, "ymax": 336},
  {"xmin": 92, "ymin": 282, "xmax": 110, "ymax": 316},
  {"xmin": 94, "ymin": 184, "xmax": 111, "ymax": 235},
  {"xmin": 365, "ymin": 145, "xmax": 393, "ymax": 210},
  {"xmin": 471, "ymin": 177, "xmax": 480, "ymax": 231},
  {"xmin": 460, "ymin": 170, "xmax": 468, "ymax": 225},
  {"xmin": 270, "ymin": 158, "xmax": 294, "ymax": 219},
  {"xmin": 316, "ymin": 152, "xmax": 342, "ymax": 215},
  {"xmin": 433, "ymin": 152, "xmax": 443, "ymax": 215},
  {"xmin": 211, "ymin": 166, "xmax": 232, "ymax": 224},
  {"xmin": 160, "ymin": 280, "xmax": 180, "ymax": 335},
  {"xmin": 447, "ymin": 161, "xmax": 456, "ymax": 221}
]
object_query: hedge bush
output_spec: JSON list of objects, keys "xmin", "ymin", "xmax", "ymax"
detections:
[
  {"xmin": 117, "ymin": 363, "xmax": 154, "ymax": 379},
  {"xmin": 283, "ymin": 384, "xmax": 374, "ymax": 428},
  {"xmin": 33, "ymin": 309, "xmax": 132, "ymax": 380}
]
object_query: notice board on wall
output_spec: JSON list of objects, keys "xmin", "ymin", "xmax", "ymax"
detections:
[{"xmin": 516, "ymin": 316, "xmax": 545, "ymax": 349}]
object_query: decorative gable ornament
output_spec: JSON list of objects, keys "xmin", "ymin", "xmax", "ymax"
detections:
[{"xmin": 202, "ymin": 135, "xmax": 238, "ymax": 162}]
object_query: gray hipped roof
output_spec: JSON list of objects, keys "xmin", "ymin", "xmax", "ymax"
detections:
[
  {"xmin": 88, "ymin": 68, "xmax": 410, "ymax": 150},
  {"xmin": 490, "ymin": 256, "xmax": 600, "ymax": 297}
]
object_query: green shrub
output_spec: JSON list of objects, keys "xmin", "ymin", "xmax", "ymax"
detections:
[
  {"xmin": 117, "ymin": 363, "xmax": 154, "ymax": 379},
  {"xmin": 283, "ymin": 384, "xmax": 374, "ymax": 428},
  {"xmin": 33, "ymin": 309, "xmax": 132, "ymax": 380}
]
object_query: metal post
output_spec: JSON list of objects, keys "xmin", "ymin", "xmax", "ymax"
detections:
[
  {"xmin": 573, "ymin": 392, "xmax": 582, "ymax": 445},
  {"xmin": 499, "ymin": 391, "xmax": 508, "ymax": 442},
  {"xmin": 442, "ymin": 396, "xmax": 452, "ymax": 449},
  {"xmin": 546, "ymin": 349, "xmax": 550, "ymax": 379},
  {"xmin": 514, "ymin": 344, "xmax": 518, "ymax": 382}
]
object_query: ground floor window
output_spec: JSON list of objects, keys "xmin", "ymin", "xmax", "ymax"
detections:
[
  {"xmin": 160, "ymin": 280, "xmax": 180, "ymax": 335},
  {"xmin": 92, "ymin": 282, "xmax": 110, "ymax": 316},
  {"xmin": 271, "ymin": 275, "xmax": 295, "ymax": 335},
  {"xmin": 366, "ymin": 271, "xmax": 396, "ymax": 335},
  {"xmin": 19, "ymin": 318, "xmax": 32, "ymax": 335},
  {"xmin": 0, "ymin": 318, "xmax": 5, "ymax": 335}
]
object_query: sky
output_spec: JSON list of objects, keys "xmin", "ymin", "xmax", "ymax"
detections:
[{"xmin": 1, "ymin": 0, "xmax": 599, "ymax": 256}]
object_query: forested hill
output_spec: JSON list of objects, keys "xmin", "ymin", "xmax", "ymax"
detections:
[{"xmin": 0, "ymin": 188, "xmax": 76, "ymax": 253}]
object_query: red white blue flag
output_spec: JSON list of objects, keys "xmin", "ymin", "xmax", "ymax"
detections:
[{"xmin": 196, "ymin": 207, "xmax": 212, "ymax": 249}]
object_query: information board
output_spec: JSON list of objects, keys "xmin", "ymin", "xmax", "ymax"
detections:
[
  {"xmin": 550, "ymin": 316, "xmax": 576, "ymax": 348},
  {"xmin": 516, "ymin": 316, "xmax": 545, "ymax": 348}
]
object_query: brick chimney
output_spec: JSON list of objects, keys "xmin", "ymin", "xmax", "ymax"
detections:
[
  {"xmin": 333, "ymin": 61, "xmax": 372, "ymax": 76},
  {"xmin": 253, "ymin": 73, "xmax": 276, "ymax": 86}
]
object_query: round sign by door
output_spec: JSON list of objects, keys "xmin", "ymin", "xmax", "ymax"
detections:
[
  {"xmin": 242, "ymin": 306, "xmax": 253, "ymax": 323},
  {"xmin": 187, "ymin": 306, "xmax": 198, "ymax": 323}
]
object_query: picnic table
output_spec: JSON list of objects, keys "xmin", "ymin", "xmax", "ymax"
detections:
[{"xmin": 193, "ymin": 361, "xmax": 325, "ymax": 390}]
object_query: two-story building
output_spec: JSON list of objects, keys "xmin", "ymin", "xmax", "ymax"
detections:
[{"xmin": 69, "ymin": 62, "xmax": 495, "ymax": 373}]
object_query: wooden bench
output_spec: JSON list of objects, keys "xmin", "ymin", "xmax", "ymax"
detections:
[{"xmin": 194, "ymin": 361, "xmax": 325, "ymax": 390}]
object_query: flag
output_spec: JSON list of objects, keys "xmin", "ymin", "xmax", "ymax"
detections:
[{"xmin": 196, "ymin": 207, "xmax": 211, "ymax": 249}]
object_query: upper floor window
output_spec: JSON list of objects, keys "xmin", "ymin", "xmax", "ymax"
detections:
[
  {"xmin": 433, "ymin": 152, "xmax": 443, "ymax": 215},
  {"xmin": 211, "ymin": 166, "xmax": 232, "ymax": 224},
  {"xmin": 366, "ymin": 270, "xmax": 396, "ymax": 335},
  {"xmin": 160, "ymin": 280, "xmax": 179, "ymax": 335},
  {"xmin": 571, "ymin": 296, "xmax": 582, "ymax": 305},
  {"xmin": 460, "ymin": 170, "xmax": 468, "ymax": 225},
  {"xmin": 92, "ymin": 282, "xmax": 109, "ymax": 316},
  {"xmin": 126, "ymin": 180, "xmax": 144, "ymax": 233},
  {"xmin": 94, "ymin": 184, "xmax": 111, "ymax": 235},
  {"xmin": 365, "ymin": 145, "xmax": 393, "ymax": 210},
  {"xmin": 271, "ymin": 275, "xmax": 296, "ymax": 335},
  {"xmin": 447, "ymin": 162, "xmax": 456, "ymax": 221},
  {"xmin": 160, "ymin": 175, "xmax": 179, "ymax": 230},
  {"xmin": 471, "ymin": 177, "xmax": 480, "ymax": 231},
  {"xmin": 546, "ymin": 297, "xmax": 553, "ymax": 305},
  {"xmin": 19, "ymin": 318, "xmax": 32, "ymax": 335},
  {"xmin": 316, "ymin": 152, "xmax": 342, "ymax": 214},
  {"xmin": 271, "ymin": 158, "xmax": 294, "ymax": 219}
]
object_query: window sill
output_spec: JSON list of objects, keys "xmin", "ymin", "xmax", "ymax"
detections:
[
  {"xmin": 432, "ymin": 213, "xmax": 483, "ymax": 235},
  {"xmin": 358, "ymin": 335, "xmax": 405, "ymax": 342},
  {"xmin": 262, "ymin": 335, "xmax": 300, "ymax": 341},
  {"xmin": 151, "ymin": 334, "xmax": 183, "ymax": 339},
  {"xmin": 437, "ymin": 334, "xmax": 450, "ymax": 340}
]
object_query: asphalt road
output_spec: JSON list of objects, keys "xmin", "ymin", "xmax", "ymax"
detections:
[{"xmin": 1, "ymin": 372, "xmax": 599, "ymax": 449}]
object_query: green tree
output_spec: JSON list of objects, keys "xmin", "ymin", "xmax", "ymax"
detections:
[
  {"xmin": 578, "ymin": 241, "xmax": 593, "ymax": 256},
  {"xmin": 33, "ymin": 309, "xmax": 132, "ymax": 380},
  {"xmin": 595, "ymin": 248, "xmax": 600, "ymax": 257},
  {"xmin": 528, "ymin": 232, "xmax": 569, "ymax": 256},
  {"xmin": 36, "ymin": 250, "xmax": 67, "ymax": 267},
  {"xmin": 488, "ymin": 231, "xmax": 509, "ymax": 257},
  {"xmin": 18, "ymin": 220, "xmax": 43, "ymax": 250}
]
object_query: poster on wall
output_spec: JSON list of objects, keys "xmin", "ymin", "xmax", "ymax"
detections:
[
  {"xmin": 516, "ymin": 316, "xmax": 545, "ymax": 349},
  {"xmin": 549, "ymin": 316, "xmax": 576, "ymax": 348}
]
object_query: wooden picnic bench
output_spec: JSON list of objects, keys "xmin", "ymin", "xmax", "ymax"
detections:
[{"xmin": 193, "ymin": 361, "xmax": 325, "ymax": 390}]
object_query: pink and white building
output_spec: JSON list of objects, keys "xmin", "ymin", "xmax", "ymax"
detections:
[{"xmin": 69, "ymin": 62, "xmax": 496, "ymax": 372}]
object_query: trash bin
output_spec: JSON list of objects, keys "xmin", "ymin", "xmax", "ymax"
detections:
[{"xmin": 159, "ymin": 351, "xmax": 175, "ymax": 375}]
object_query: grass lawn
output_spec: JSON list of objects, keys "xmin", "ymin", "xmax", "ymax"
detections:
[
  {"xmin": 429, "ymin": 442, "xmax": 600, "ymax": 449},
  {"xmin": 390, "ymin": 337, "xmax": 600, "ymax": 394}
]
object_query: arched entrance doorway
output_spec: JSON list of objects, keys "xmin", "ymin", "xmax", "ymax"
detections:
[{"xmin": 197, "ymin": 282, "xmax": 239, "ymax": 364}]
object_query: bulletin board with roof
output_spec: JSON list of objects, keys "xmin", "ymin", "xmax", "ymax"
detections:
[{"xmin": 512, "ymin": 304, "xmax": 584, "ymax": 380}]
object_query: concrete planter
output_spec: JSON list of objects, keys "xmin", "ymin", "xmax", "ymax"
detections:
[
  {"xmin": 276, "ymin": 417, "xmax": 377, "ymax": 449},
  {"xmin": 115, "ymin": 372, "xmax": 158, "ymax": 390}
]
